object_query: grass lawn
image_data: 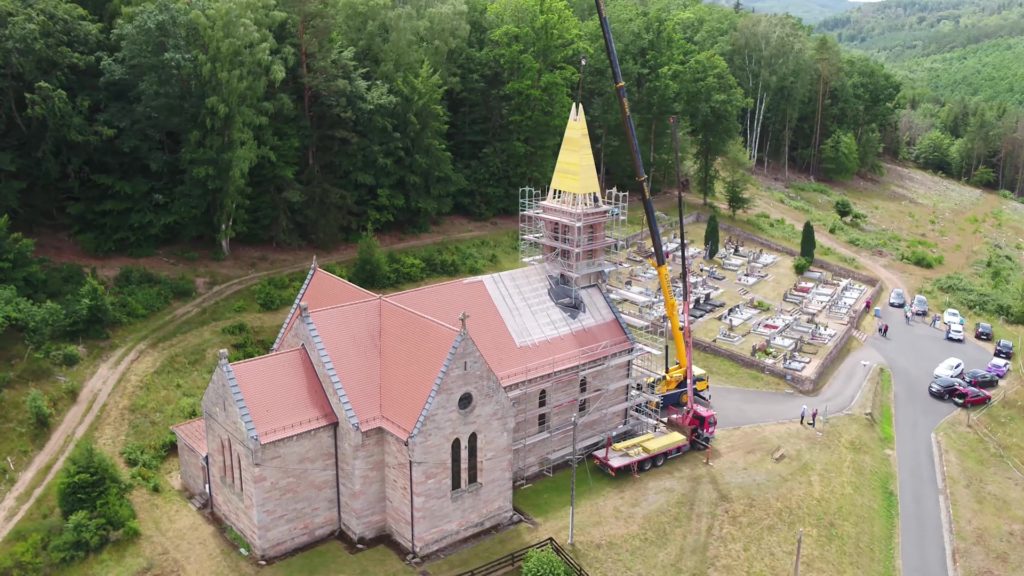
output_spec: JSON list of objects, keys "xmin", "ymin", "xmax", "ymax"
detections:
[{"xmin": 433, "ymin": 368, "xmax": 898, "ymax": 576}]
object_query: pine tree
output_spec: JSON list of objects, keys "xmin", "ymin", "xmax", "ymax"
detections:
[
  {"xmin": 800, "ymin": 220, "xmax": 816, "ymax": 261},
  {"xmin": 704, "ymin": 213, "xmax": 720, "ymax": 259}
]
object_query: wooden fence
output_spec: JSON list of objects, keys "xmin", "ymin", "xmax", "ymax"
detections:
[{"xmin": 454, "ymin": 537, "xmax": 588, "ymax": 576}]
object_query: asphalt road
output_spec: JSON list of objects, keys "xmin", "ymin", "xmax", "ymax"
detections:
[
  {"xmin": 714, "ymin": 306, "xmax": 996, "ymax": 576},
  {"xmin": 713, "ymin": 343, "xmax": 883, "ymax": 429},
  {"xmin": 871, "ymin": 306, "xmax": 994, "ymax": 576}
]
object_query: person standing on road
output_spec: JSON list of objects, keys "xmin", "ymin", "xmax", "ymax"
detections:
[
  {"xmin": 800, "ymin": 404, "xmax": 808, "ymax": 426},
  {"xmin": 810, "ymin": 408, "xmax": 818, "ymax": 428},
  {"xmin": 905, "ymin": 309, "xmax": 911, "ymax": 325},
  {"xmin": 883, "ymin": 323, "xmax": 889, "ymax": 338}
]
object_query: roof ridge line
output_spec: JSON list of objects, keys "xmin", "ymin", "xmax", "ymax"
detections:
[
  {"xmin": 301, "ymin": 314, "xmax": 361, "ymax": 429},
  {"xmin": 170, "ymin": 416, "xmax": 204, "ymax": 429},
  {"xmin": 315, "ymin": 267, "xmax": 378, "ymax": 297},
  {"xmin": 229, "ymin": 345, "xmax": 303, "ymax": 366},
  {"xmin": 410, "ymin": 331, "xmax": 465, "ymax": 438},
  {"xmin": 306, "ymin": 296, "xmax": 380, "ymax": 315},
  {"xmin": 271, "ymin": 258, "xmax": 318, "ymax": 351},
  {"xmin": 382, "ymin": 298, "xmax": 460, "ymax": 332},
  {"xmin": 387, "ymin": 274, "xmax": 482, "ymax": 298}
]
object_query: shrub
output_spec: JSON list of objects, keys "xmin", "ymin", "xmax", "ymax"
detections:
[
  {"xmin": 26, "ymin": 388, "xmax": 52, "ymax": 429},
  {"xmin": 387, "ymin": 252, "xmax": 427, "ymax": 285},
  {"xmin": 900, "ymin": 249, "xmax": 944, "ymax": 269},
  {"xmin": 253, "ymin": 276, "xmax": 296, "ymax": 311},
  {"xmin": 834, "ymin": 197, "xmax": 853, "ymax": 220},
  {"xmin": 49, "ymin": 344, "xmax": 82, "ymax": 367},
  {"xmin": 789, "ymin": 182, "xmax": 834, "ymax": 197},
  {"xmin": 220, "ymin": 321, "xmax": 252, "ymax": 337},
  {"xmin": 350, "ymin": 235, "xmax": 391, "ymax": 289},
  {"xmin": 60, "ymin": 378, "xmax": 82, "ymax": 399},
  {"xmin": 521, "ymin": 547, "xmax": 571, "ymax": 576},
  {"xmin": 793, "ymin": 256, "xmax": 812, "ymax": 275}
]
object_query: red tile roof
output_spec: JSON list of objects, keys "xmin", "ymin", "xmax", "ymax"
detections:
[
  {"xmin": 273, "ymin": 266, "xmax": 377, "ymax": 351},
  {"xmin": 207, "ymin": 265, "xmax": 629, "ymax": 443},
  {"xmin": 171, "ymin": 417, "xmax": 207, "ymax": 456},
  {"xmin": 380, "ymin": 302, "xmax": 460, "ymax": 433},
  {"xmin": 308, "ymin": 299, "xmax": 459, "ymax": 437},
  {"xmin": 230, "ymin": 347, "xmax": 338, "ymax": 444},
  {"xmin": 308, "ymin": 300, "xmax": 382, "ymax": 429},
  {"xmin": 389, "ymin": 277, "xmax": 631, "ymax": 385}
]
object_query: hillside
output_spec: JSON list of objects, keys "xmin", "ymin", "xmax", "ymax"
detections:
[
  {"xmin": 706, "ymin": 0, "xmax": 856, "ymax": 23},
  {"xmin": 819, "ymin": 0, "xmax": 1024, "ymax": 103}
]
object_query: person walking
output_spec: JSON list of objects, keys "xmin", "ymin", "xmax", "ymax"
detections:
[
  {"xmin": 877, "ymin": 322, "xmax": 883, "ymax": 336},
  {"xmin": 810, "ymin": 408, "xmax": 819, "ymax": 428},
  {"xmin": 800, "ymin": 404, "xmax": 808, "ymax": 426},
  {"xmin": 882, "ymin": 323, "xmax": 889, "ymax": 338},
  {"xmin": 905, "ymin": 309, "xmax": 911, "ymax": 325}
]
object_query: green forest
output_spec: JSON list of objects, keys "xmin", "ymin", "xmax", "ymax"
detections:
[
  {"xmin": 821, "ymin": 0, "xmax": 1024, "ymax": 194},
  {"xmin": 2, "ymin": 0, "xmax": 902, "ymax": 256}
]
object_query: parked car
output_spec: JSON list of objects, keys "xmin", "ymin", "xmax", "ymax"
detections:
[
  {"xmin": 911, "ymin": 294, "xmax": 929, "ymax": 316},
  {"xmin": 888, "ymin": 288, "xmax": 906, "ymax": 308},
  {"xmin": 933, "ymin": 357, "xmax": 965, "ymax": 379},
  {"xmin": 946, "ymin": 323, "xmax": 965, "ymax": 342},
  {"xmin": 986, "ymin": 357, "xmax": 1011, "ymax": 378},
  {"xmin": 952, "ymin": 386, "xmax": 992, "ymax": 407},
  {"xmin": 929, "ymin": 377, "xmax": 966, "ymax": 400},
  {"xmin": 962, "ymin": 369, "xmax": 999, "ymax": 389},
  {"xmin": 995, "ymin": 339, "xmax": 1015, "ymax": 359},
  {"xmin": 974, "ymin": 322, "xmax": 994, "ymax": 341},
  {"xmin": 943, "ymin": 308, "xmax": 961, "ymax": 325}
]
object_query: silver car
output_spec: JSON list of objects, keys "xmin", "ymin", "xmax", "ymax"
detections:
[
  {"xmin": 911, "ymin": 294, "xmax": 928, "ymax": 316},
  {"xmin": 888, "ymin": 288, "xmax": 905, "ymax": 308}
]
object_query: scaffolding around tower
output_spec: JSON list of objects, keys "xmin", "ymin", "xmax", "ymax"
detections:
[{"xmin": 518, "ymin": 185, "xmax": 628, "ymax": 284}]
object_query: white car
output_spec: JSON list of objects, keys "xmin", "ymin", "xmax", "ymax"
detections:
[
  {"xmin": 943, "ymin": 308, "xmax": 961, "ymax": 325},
  {"xmin": 946, "ymin": 323, "xmax": 964, "ymax": 342},
  {"xmin": 934, "ymin": 357, "xmax": 965, "ymax": 379}
]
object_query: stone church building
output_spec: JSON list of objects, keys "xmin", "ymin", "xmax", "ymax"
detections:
[{"xmin": 171, "ymin": 103, "xmax": 637, "ymax": 559}]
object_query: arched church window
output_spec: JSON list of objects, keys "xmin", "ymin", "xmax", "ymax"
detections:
[{"xmin": 451, "ymin": 438, "xmax": 461, "ymax": 491}]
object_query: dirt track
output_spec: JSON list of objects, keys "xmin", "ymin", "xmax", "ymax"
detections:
[{"xmin": 0, "ymin": 228, "xmax": 505, "ymax": 542}]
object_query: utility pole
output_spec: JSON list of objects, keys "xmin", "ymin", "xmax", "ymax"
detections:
[
  {"xmin": 793, "ymin": 528, "xmax": 804, "ymax": 576},
  {"xmin": 569, "ymin": 414, "xmax": 578, "ymax": 545}
]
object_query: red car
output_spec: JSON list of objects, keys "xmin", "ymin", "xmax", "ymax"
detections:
[{"xmin": 952, "ymin": 386, "xmax": 992, "ymax": 407}]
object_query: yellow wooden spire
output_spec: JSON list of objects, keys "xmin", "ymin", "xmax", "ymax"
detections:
[{"xmin": 548, "ymin": 103, "xmax": 601, "ymax": 204}]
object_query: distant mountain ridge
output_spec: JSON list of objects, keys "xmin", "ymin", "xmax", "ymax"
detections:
[
  {"xmin": 705, "ymin": 0, "xmax": 857, "ymax": 24},
  {"xmin": 818, "ymin": 0, "xmax": 1024, "ymax": 104}
]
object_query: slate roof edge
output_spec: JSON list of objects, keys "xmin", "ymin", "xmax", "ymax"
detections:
[
  {"xmin": 301, "ymin": 313, "xmax": 360, "ymax": 429},
  {"xmin": 410, "ymin": 331, "xmax": 465, "ymax": 438},
  {"xmin": 599, "ymin": 285, "xmax": 636, "ymax": 346},
  {"xmin": 221, "ymin": 355, "xmax": 259, "ymax": 442},
  {"xmin": 271, "ymin": 258, "xmax": 318, "ymax": 352}
]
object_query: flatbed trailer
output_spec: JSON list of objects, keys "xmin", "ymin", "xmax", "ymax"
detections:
[{"xmin": 591, "ymin": 428, "xmax": 692, "ymax": 476}]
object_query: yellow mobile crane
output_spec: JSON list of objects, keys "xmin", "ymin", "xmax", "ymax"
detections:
[{"xmin": 595, "ymin": 0, "xmax": 711, "ymax": 413}]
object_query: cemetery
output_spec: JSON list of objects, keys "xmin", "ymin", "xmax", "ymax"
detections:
[{"xmin": 606, "ymin": 216, "xmax": 879, "ymax": 391}]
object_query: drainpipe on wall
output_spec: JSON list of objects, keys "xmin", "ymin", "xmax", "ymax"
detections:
[
  {"xmin": 206, "ymin": 452, "xmax": 215, "ymax": 516},
  {"xmin": 408, "ymin": 445, "xmax": 416, "ymax": 555},
  {"xmin": 333, "ymin": 425, "xmax": 341, "ymax": 532}
]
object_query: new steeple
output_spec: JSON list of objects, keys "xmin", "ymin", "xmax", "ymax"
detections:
[{"xmin": 548, "ymin": 103, "xmax": 602, "ymax": 208}]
